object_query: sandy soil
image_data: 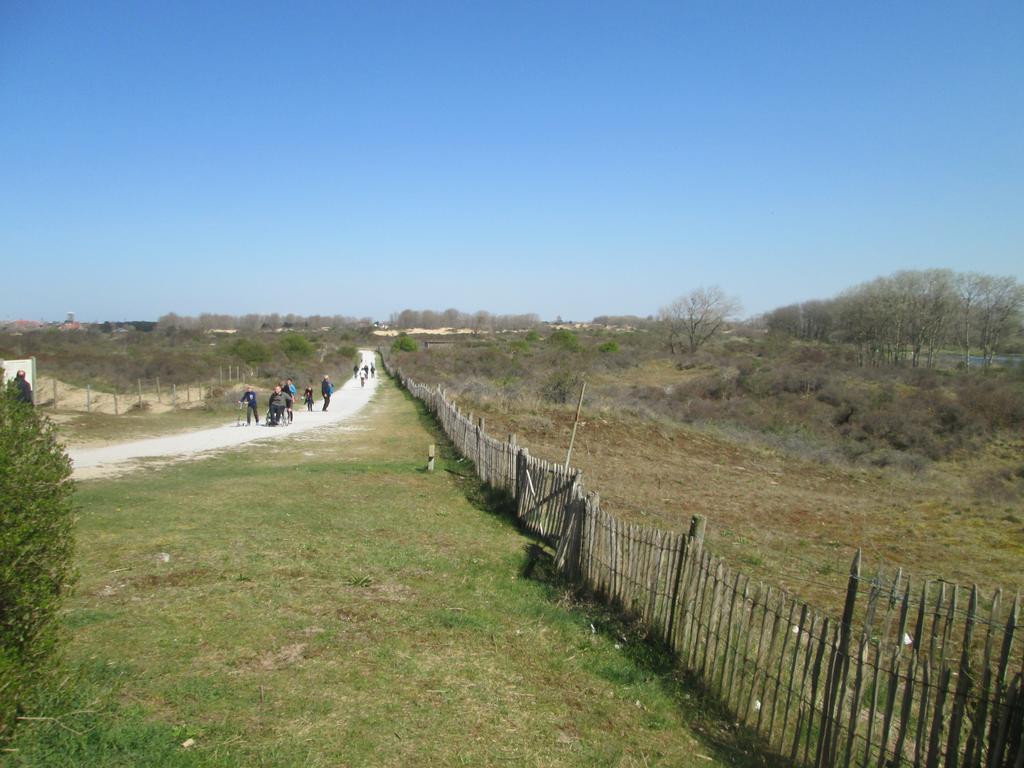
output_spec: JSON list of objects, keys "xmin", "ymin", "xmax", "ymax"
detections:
[
  {"xmin": 69, "ymin": 351, "xmax": 379, "ymax": 480},
  {"xmin": 34, "ymin": 376, "xmax": 209, "ymax": 415},
  {"xmin": 372, "ymin": 327, "xmax": 478, "ymax": 337}
]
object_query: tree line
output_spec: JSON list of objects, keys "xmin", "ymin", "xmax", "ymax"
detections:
[
  {"xmin": 388, "ymin": 308, "xmax": 540, "ymax": 331},
  {"xmin": 765, "ymin": 270, "xmax": 1023, "ymax": 368},
  {"xmin": 156, "ymin": 312, "xmax": 372, "ymax": 332}
]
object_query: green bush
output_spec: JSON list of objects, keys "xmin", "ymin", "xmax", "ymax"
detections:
[
  {"xmin": 231, "ymin": 338, "xmax": 272, "ymax": 366},
  {"xmin": 598, "ymin": 340, "xmax": 620, "ymax": 353},
  {"xmin": 279, "ymin": 333, "xmax": 316, "ymax": 361},
  {"xmin": 547, "ymin": 329, "xmax": 580, "ymax": 351},
  {"xmin": 0, "ymin": 384, "xmax": 76, "ymax": 739},
  {"xmin": 391, "ymin": 335, "xmax": 418, "ymax": 353}
]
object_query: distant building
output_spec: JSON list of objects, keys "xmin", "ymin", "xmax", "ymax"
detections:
[{"xmin": 3, "ymin": 319, "xmax": 46, "ymax": 332}]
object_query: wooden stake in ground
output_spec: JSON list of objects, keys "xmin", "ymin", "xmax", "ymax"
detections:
[
  {"xmin": 564, "ymin": 381, "xmax": 587, "ymax": 470},
  {"xmin": 86, "ymin": 385, "xmax": 91, "ymax": 413},
  {"xmin": 427, "ymin": 444, "xmax": 435, "ymax": 473}
]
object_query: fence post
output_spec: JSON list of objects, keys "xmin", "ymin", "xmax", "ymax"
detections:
[
  {"xmin": 509, "ymin": 433, "xmax": 517, "ymax": 493},
  {"xmin": 113, "ymin": 389, "xmax": 119, "ymax": 415},
  {"xmin": 156, "ymin": 377, "xmax": 161, "ymax": 403},
  {"xmin": 667, "ymin": 515, "xmax": 704, "ymax": 647},
  {"xmin": 689, "ymin": 514, "xmax": 707, "ymax": 547},
  {"xmin": 427, "ymin": 444, "xmax": 435, "ymax": 473},
  {"xmin": 476, "ymin": 418, "xmax": 485, "ymax": 482},
  {"xmin": 53, "ymin": 379, "xmax": 58, "ymax": 409},
  {"xmin": 137, "ymin": 379, "xmax": 143, "ymax": 406},
  {"xmin": 817, "ymin": 549, "xmax": 861, "ymax": 768},
  {"xmin": 171, "ymin": 383, "xmax": 177, "ymax": 409},
  {"xmin": 86, "ymin": 384, "xmax": 91, "ymax": 413}
]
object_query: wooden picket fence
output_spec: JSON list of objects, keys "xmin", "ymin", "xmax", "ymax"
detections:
[{"xmin": 383, "ymin": 357, "xmax": 1024, "ymax": 767}]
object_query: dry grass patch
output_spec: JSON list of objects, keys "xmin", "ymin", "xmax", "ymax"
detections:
[{"xmin": 459, "ymin": 398, "xmax": 1024, "ymax": 609}]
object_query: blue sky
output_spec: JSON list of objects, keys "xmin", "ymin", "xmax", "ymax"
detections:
[{"xmin": 2, "ymin": 2, "xmax": 1021, "ymax": 322}]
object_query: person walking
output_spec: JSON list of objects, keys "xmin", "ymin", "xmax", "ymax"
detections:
[
  {"xmin": 353, "ymin": 364, "xmax": 359, "ymax": 379},
  {"xmin": 237, "ymin": 386, "xmax": 259, "ymax": 425},
  {"xmin": 303, "ymin": 384, "xmax": 314, "ymax": 412},
  {"xmin": 321, "ymin": 375, "xmax": 333, "ymax": 411},
  {"xmin": 282, "ymin": 383, "xmax": 294, "ymax": 424},
  {"xmin": 370, "ymin": 363, "xmax": 376, "ymax": 379},
  {"xmin": 284, "ymin": 378, "xmax": 296, "ymax": 415},
  {"xmin": 13, "ymin": 370, "xmax": 33, "ymax": 404}
]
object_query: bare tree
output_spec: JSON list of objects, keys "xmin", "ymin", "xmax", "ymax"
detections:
[
  {"xmin": 659, "ymin": 286, "xmax": 742, "ymax": 354},
  {"xmin": 973, "ymin": 276, "xmax": 1024, "ymax": 368}
]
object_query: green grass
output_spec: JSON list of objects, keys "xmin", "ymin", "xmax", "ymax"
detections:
[{"xmin": 5, "ymin": 379, "xmax": 780, "ymax": 767}]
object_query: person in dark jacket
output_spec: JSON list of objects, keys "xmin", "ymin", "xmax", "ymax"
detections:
[
  {"xmin": 321, "ymin": 376, "xmax": 333, "ymax": 411},
  {"xmin": 13, "ymin": 370, "xmax": 33, "ymax": 404},
  {"xmin": 353, "ymin": 364, "xmax": 359, "ymax": 379},
  {"xmin": 303, "ymin": 385, "xmax": 314, "ymax": 412},
  {"xmin": 237, "ymin": 386, "xmax": 259, "ymax": 425},
  {"xmin": 285, "ymin": 378, "xmax": 297, "ymax": 423},
  {"xmin": 267, "ymin": 386, "xmax": 286, "ymax": 425}
]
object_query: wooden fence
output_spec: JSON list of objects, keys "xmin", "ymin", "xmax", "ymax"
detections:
[
  {"xmin": 383, "ymin": 357, "xmax": 1024, "ymax": 768},
  {"xmin": 36, "ymin": 364, "xmax": 261, "ymax": 414}
]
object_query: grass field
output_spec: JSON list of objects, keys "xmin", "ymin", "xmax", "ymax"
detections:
[{"xmin": 5, "ymin": 378, "xmax": 780, "ymax": 767}]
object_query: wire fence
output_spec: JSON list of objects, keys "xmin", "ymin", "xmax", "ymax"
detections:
[{"xmin": 384, "ymin": 354, "xmax": 1024, "ymax": 768}]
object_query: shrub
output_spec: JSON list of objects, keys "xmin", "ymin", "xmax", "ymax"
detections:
[
  {"xmin": 542, "ymin": 369, "xmax": 583, "ymax": 404},
  {"xmin": 957, "ymin": 378, "xmax": 1024, "ymax": 430},
  {"xmin": 231, "ymin": 338, "xmax": 272, "ymax": 366},
  {"xmin": 391, "ymin": 335, "xmax": 418, "ymax": 353},
  {"xmin": 598, "ymin": 340, "xmax": 620, "ymax": 354},
  {"xmin": 547, "ymin": 329, "xmax": 580, "ymax": 352},
  {"xmin": 279, "ymin": 333, "xmax": 315, "ymax": 361},
  {"xmin": 525, "ymin": 330, "xmax": 541, "ymax": 343},
  {"xmin": 0, "ymin": 384, "xmax": 76, "ymax": 739}
]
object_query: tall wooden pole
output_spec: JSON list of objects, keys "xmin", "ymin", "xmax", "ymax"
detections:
[{"xmin": 564, "ymin": 381, "xmax": 587, "ymax": 470}]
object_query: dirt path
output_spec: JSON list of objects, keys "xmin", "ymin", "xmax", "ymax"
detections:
[{"xmin": 69, "ymin": 351, "xmax": 380, "ymax": 480}]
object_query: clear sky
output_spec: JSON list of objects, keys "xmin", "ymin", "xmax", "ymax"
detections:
[{"xmin": 2, "ymin": 2, "xmax": 1022, "ymax": 322}]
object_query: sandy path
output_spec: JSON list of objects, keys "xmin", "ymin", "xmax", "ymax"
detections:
[{"xmin": 69, "ymin": 351, "xmax": 380, "ymax": 480}]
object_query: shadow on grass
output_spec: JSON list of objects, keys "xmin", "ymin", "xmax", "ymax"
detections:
[
  {"xmin": 519, "ymin": 544, "xmax": 789, "ymax": 768},
  {"xmin": 395, "ymin": 381, "xmax": 788, "ymax": 768}
]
